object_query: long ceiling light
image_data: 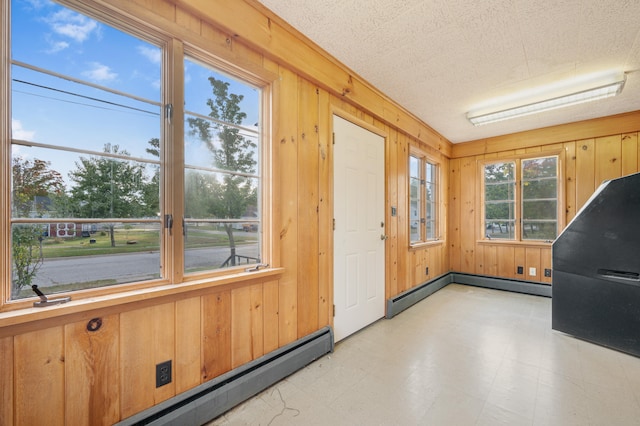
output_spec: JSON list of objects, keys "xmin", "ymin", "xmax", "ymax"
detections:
[{"xmin": 467, "ymin": 72, "xmax": 627, "ymax": 126}]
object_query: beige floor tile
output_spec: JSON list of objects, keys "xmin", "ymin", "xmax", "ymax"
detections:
[{"xmin": 207, "ymin": 284, "xmax": 640, "ymax": 426}]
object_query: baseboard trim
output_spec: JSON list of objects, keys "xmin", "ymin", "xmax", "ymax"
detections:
[
  {"xmin": 386, "ymin": 273, "xmax": 453, "ymax": 318},
  {"xmin": 386, "ymin": 272, "xmax": 551, "ymax": 318},
  {"xmin": 116, "ymin": 326, "xmax": 334, "ymax": 426}
]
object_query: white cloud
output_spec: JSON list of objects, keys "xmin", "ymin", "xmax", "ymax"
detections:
[
  {"xmin": 45, "ymin": 39, "xmax": 69, "ymax": 54},
  {"xmin": 82, "ymin": 62, "xmax": 117, "ymax": 83},
  {"xmin": 138, "ymin": 45, "xmax": 161, "ymax": 64},
  {"xmin": 47, "ymin": 9, "xmax": 98, "ymax": 43},
  {"xmin": 12, "ymin": 119, "xmax": 36, "ymax": 140},
  {"xmin": 23, "ymin": 0, "xmax": 54, "ymax": 10}
]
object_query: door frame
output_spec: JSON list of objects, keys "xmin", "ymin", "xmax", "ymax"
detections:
[{"xmin": 330, "ymin": 110, "xmax": 388, "ymax": 340}]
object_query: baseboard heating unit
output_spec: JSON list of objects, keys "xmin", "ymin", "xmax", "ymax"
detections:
[
  {"xmin": 116, "ymin": 326, "xmax": 334, "ymax": 426},
  {"xmin": 386, "ymin": 272, "xmax": 552, "ymax": 318}
]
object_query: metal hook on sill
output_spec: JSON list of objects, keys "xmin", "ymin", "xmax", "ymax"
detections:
[
  {"xmin": 31, "ymin": 285, "xmax": 71, "ymax": 308},
  {"xmin": 245, "ymin": 263, "xmax": 270, "ymax": 272}
]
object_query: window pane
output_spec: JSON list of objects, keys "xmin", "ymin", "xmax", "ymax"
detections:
[
  {"xmin": 522, "ymin": 221, "xmax": 557, "ymax": 241},
  {"xmin": 184, "ymin": 220, "xmax": 260, "ymax": 273},
  {"xmin": 484, "ymin": 162, "xmax": 515, "ymax": 183},
  {"xmin": 523, "ymin": 157, "xmax": 557, "ymax": 179},
  {"xmin": 523, "ymin": 200, "xmax": 557, "ymax": 220},
  {"xmin": 522, "ymin": 156, "xmax": 558, "ymax": 240},
  {"xmin": 523, "ymin": 178, "xmax": 557, "ymax": 199},
  {"xmin": 409, "ymin": 156, "xmax": 419, "ymax": 178},
  {"xmin": 410, "ymin": 220, "xmax": 420, "ymax": 242},
  {"xmin": 184, "ymin": 57, "xmax": 261, "ymax": 274},
  {"xmin": 11, "ymin": 222, "xmax": 160, "ymax": 300},
  {"xmin": 409, "ymin": 175, "xmax": 421, "ymax": 243},
  {"xmin": 10, "ymin": 1, "xmax": 162, "ymax": 299},
  {"xmin": 485, "ymin": 221, "xmax": 515, "ymax": 239},
  {"xmin": 484, "ymin": 162, "xmax": 515, "ymax": 240}
]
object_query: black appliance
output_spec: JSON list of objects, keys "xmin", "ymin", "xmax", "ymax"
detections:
[{"xmin": 552, "ymin": 171, "xmax": 640, "ymax": 357}]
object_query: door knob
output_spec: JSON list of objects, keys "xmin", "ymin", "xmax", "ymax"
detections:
[{"xmin": 380, "ymin": 234, "xmax": 388, "ymax": 240}]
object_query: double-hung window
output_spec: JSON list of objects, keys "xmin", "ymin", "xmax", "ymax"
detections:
[
  {"xmin": 483, "ymin": 155, "xmax": 559, "ymax": 241},
  {"xmin": 4, "ymin": 0, "xmax": 267, "ymax": 306},
  {"xmin": 409, "ymin": 150, "xmax": 439, "ymax": 244}
]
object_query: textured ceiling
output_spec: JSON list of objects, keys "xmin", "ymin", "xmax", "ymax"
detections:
[{"xmin": 255, "ymin": 0, "xmax": 640, "ymax": 143}]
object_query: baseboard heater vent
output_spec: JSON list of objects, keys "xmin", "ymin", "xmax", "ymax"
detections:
[
  {"xmin": 387, "ymin": 272, "xmax": 551, "ymax": 318},
  {"xmin": 116, "ymin": 326, "xmax": 334, "ymax": 426},
  {"xmin": 386, "ymin": 273, "xmax": 453, "ymax": 318},
  {"xmin": 452, "ymin": 273, "xmax": 552, "ymax": 298}
]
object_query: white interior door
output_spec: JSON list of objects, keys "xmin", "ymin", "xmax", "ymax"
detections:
[{"xmin": 333, "ymin": 115, "xmax": 385, "ymax": 342}]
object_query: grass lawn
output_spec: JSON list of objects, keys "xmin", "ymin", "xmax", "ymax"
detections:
[{"xmin": 41, "ymin": 226, "xmax": 257, "ymax": 258}]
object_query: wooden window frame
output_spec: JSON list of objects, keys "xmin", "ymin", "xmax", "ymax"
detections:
[
  {"xmin": 0, "ymin": 0, "xmax": 278, "ymax": 313},
  {"xmin": 479, "ymin": 151, "xmax": 564, "ymax": 245},
  {"xmin": 409, "ymin": 146, "xmax": 441, "ymax": 247}
]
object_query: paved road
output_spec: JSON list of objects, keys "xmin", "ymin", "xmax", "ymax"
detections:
[{"xmin": 32, "ymin": 244, "xmax": 260, "ymax": 288}]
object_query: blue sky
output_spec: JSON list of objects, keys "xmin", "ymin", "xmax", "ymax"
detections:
[{"xmin": 11, "ymin": 0, "xmax": 260, "ymax": 186}]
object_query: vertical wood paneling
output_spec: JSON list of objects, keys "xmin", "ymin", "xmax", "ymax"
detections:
[
  {"xmin": 396, "ymin": 133, "xmax": 409, "ymax": 291},
  {"xmin": 0, "ymin": 336, "xmax": 13, "ymax": 426},
  {"xmin": 564, "ymin": 142, "xmax": 577, "ymax": 224},
  {"xmin": 595, "ymin": 135, "xmax": 622, "ymax": 185},
  {"xmin": 386, "ymin": 128, "xmax": 399, "ymax": 299},
  {"xmin": 231, "ymin": 284, "xmax": 264, "ymax": 368},
  {"xmin": 459, "ymin": 157, "xmax": 476, "ymax": 273},
  {"xmin": 575, "ymin": 139, "xmax": 595, "ymax": 211},
  {"xmin": 65, "ymin": 314, "xmax": 120, "ymax": 426},
  {"xmin": 448, "ymin": 158, "xmax": 461, "ymax": 272},
  {"xmin": 120, "ymin": 303, "xmax": 176, "ymax": 418},
  {"xmin": 263, "ymin": 280, "xmax": 280, "ymax": 353},
  {"xmin": 297, "ymin": 78, "xmax": 320, "ymax": 338},
  {"xmin": 276, "ymin": 66, "xmax": 298, "ymax": 346},
  {"xmin": 202, "ymin": 291, "xmax": 231, "ymax": 381},
  {"xmin": 14, "ymin": 327, "xmax": 64, "ymax": 426},
  {"xmin": 317, "ymin": 87, "xmax": 332, "ymax": 328},
  {"xmin": 622, "ymin": 132, "xmax": 638, "ymax": 176},
  {"xmin": 484, "ymin": 245, "xmax": 497, "ymax": 276},
  {"xmin": 175, "ymin": 297, "xmax": 202, "ymax": 393},
  {"xmin": 497, "ymin": 246, "xmax": 515, "ymax": 279},
  {"xmin": 540, "ymin": 247, "xmax": 552, "ymax": 284},
  {"xmin": 152, "ymin": 304, "xmax": 176, "ymax": 402},
  {"xmin": 231, "ymin": 286, "xmax": 251, "ymax": 368},
  {"xmin": 525, "ymin": 248, "xmax": 541, "ymax": 282},
  {"xmin": 475, "ymin": 244, "xmax": 485, "ymax": 275},
  {"xmin": 120, "ymin": 308, "xmax": 155, "ymax": 418},
  {"xmin": 514, "ymin": 247, "xmax": 526, "ymax": 278}
]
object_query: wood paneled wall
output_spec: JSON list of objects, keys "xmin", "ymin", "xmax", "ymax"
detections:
[
  {"xmin": 0, "ymin": 0, "xmax": 450, "ymax": 424},
  {"xmin": 448, "ymin": 114, "xmax": 640, "ymax": 283}
]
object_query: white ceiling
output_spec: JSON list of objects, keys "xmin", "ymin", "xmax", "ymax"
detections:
[{"xmin": 255, "ymin": 0, "xmax": 640, "ymax": 143}]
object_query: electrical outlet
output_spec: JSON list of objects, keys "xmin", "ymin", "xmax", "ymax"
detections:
[
  {"xmin": 544, "ymin": 268, "xmax": 552, "ymax": 277},
  {"xmin": 529, "ymin": 267, "xmax": 537, "ymax": 276},
  {"xmin": 156, "ymin": 360, "xmax": 172, "ymax": 388},
  {"xmin": 517, "ymin": 266, "xmax": 524, "ymax": 275},
  {"xmin": 425, "ymin": 266, "xmax": 429, "ymax": 275}
]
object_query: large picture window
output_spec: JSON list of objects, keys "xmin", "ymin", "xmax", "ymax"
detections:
[
  {"xmin": 483, "ymin": 156, "xmax": 559, "ymax": 241},
  {"xmin": 183, "ymin": 57, "xmax": 261, "ymax": 274},
  {"xmin": 409, "ymin": 150, "xmax": 439, "ymax": 244},
  {"xmin": 4, "ymin": 0, "xmax": 266, "ymax": 304}
]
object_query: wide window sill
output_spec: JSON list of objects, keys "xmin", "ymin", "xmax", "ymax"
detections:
[
  {"xmin": 410, "ymin": 240, "xmax": 445, "ymax": 250},
  {"xmin": 0, "ymin": 267, "xmax": 284, "ymax": 335},
  {"xmin": 477, "ymin": 239, "xmax": 553, "ymax": 247}
]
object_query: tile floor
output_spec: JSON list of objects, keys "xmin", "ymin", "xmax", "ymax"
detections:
[{"xmin": 208, "ymin": 284, "xmax": 640, "ymax": 425}]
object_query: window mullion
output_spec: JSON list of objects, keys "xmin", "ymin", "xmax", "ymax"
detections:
[
  {"xmin": 1, "ymin": 0, "xmax": 10, "ymax": 305},
  {"xmin": 164, "ymin": 38, "xmax": 185, "ymax": 283}
]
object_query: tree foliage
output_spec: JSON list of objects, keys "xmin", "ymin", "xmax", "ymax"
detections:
[
  {"xmin": 68, "ymin": 143, "xmax": 158, "ymax": 246},
  {"xmin": 11, "ymin": 157, "xmax": 63, "ymax": 294},
  {"xmin": 187, "ymin": 76, "xmax": 257, "ymax": 266}
]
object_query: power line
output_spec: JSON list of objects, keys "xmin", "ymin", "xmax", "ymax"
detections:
[{"xmin": 13, "ymin": 79, "xmax": 160, "ymax": 116}]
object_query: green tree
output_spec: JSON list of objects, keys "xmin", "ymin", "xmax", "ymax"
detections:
[
  {"xmin": 187, "ymin": 76, "xmax": 257, "ymax": 266},
  {"xmin": 68, "ymin": 143, "xmax": 158, "ymax": 247},
  {"xmin": 11, "ymin": 157, "xmax": 65, "ymax": 295}
]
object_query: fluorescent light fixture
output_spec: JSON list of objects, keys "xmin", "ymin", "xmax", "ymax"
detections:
[{"xmin": 467, "ymin": 72, "xmax": 627, "ymax": 126}]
